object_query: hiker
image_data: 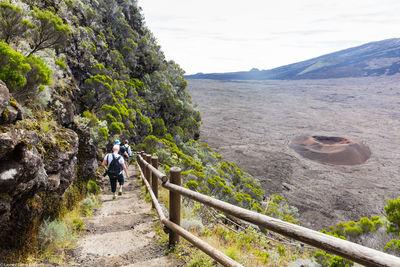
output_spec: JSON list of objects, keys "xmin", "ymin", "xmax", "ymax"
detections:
[
  {"xmin": 122, "ymin": 140, "xmax": 132, "ymax": 165},
  {"xmin": 115, "ymin": 140, "xmax": 130, "ymax": 165},
  {"xmin": 101, "ymin": 145, "xmax": 129, "ymax": 199}
]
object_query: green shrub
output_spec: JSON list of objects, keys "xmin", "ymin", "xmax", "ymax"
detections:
[
  {"xmin": 152, "ymin": 118, "xmax": 167, "ymax": 136},
  {"xmin": 343, "ymin": 226, "xmax": 363, "ymax": 237},
  {"xmin": 385, "ymin": 198, "xmax": 400, "ymax": 233},
  {"xmin": 139, "ymin": 114, "xmax": 152, "ymax": 134},
  {"xmin": 80, "ymin": 194, "xmax": 98, "ymax": 216},
  {"xmin": 224, "ymin": 246, "xmax": 240, "ymax": 261},
  {"xmin": 314, "ymin": 251, "xmax": 353, "ymax": 267},
  {"xmin": 109, "ymin": 121, "xmax": 124, "ymax": 134},
  {"xmin": 55, "ymin": 59, "xmax": 66, "ymax": 69},
  {"xmin": 186, "ymin": 180, "xmax": 198, "ymax": 190},
  {"xmin": 277, "ymin": 244, "xmax": 285, "ymax": 256},
  {"xmin": 325, "ymin": 216, "xmax": 382, "ymax": 240},
  {"xmin": 0, "ymin": 42, "xmax": 52, "ymax": 102},
  {"xmin": 264, "ymin": 194, "xmax": 298, "ymax": 224},
  {"xmin": 384, "ymin": 239, "xmax": 400, "ymax": 252},
  {"xmin": 38, "ymin": 219, "xmax": 72, "ymax": 251},
  {"xmin": 103, "ymin": 113, "xmax": 117, "ymax": 123},
  {"xmin": 186, "ymin": 250, "xmax": 214, "ymax": 267},
  {"xmin": 164, "ymin": 133, "xmax": 174, "ymax": 142},
  {"xmin": 22, "ymin": 55, "xmax": 52, "ymax": 93},
  {"xmin": 72, "ymin": 218, "xmax": 85, "ymax": 231},
  {"xmin": 86, "ymin": 180, "xmax": 99, "ymax": 195},
  {"xmin": 98, "ymin": 127, "xmax": 109, "ymax": 141},
  {"xmin": 359, "ymin": 217, "xmax": 377, "ymax": 232},
  {"xmin": 0, "ymin": 41, "xmax": 30, "ymax": 89}
]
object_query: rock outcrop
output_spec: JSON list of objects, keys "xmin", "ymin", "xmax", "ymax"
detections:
[{"xmin": 0, "ymin": 83, "xmax": 83, "ymax": 258}]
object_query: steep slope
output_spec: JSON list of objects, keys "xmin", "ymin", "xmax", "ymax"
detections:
[{"xmin": 185, "ymin": 38, "xmax": 400, "ymax": 80}]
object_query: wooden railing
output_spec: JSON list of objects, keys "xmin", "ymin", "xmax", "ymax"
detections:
[{"xmin": 136, "ymin": 151, "xmax": 400, "ymax": 267}]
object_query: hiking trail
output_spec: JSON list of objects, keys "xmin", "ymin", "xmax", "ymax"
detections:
[{"xmin": 69, "ymin": 164, "xmax": 182, "ymax": 266}]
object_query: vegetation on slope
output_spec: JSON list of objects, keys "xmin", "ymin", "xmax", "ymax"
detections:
[{"xmin": 314, "ymin": 198, "xmax": 400, "ymax": 266}]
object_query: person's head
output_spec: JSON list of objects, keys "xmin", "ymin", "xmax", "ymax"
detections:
[
  {"xmin": 112, "ymin": 144, "xmax": 120, "ymax": 152},
  {"xmin": 125, "ymin": 140, "xmax": 129, "ymax": 144},
  {"xmin": 115, "ymin": 140, "xmax": 121, "ymax": 145}
]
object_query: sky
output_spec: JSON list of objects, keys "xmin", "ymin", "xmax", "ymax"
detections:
[{"xmin": 138, "ymin": 0, "xmax": 400, "ymax": 75}]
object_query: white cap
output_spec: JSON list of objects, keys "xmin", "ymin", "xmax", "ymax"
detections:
[{"xmin": 112, "ymin": 144, "xmax": 120, "ymax": 151}]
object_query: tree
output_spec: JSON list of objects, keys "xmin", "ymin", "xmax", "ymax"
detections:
[
  {"xmin": 0, "ymin": 2, "xmax": 30, "ymax": 44},
  {"xmin": 15, "ymin": 55, "xmax": 52, "ymax": 101},
  {"xmin": 28, "ymin": 7, "xmax": 71, "ymax": 56}
]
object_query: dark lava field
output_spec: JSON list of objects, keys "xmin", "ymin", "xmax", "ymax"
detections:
[{"xmin": 187, "ymin": 77, "xmax": 400, "ymax": 229}]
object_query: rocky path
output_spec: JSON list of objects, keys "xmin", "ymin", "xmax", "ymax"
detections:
[{"xmin": 70, "ymin": 164, "xmax": 182, "ymax": 266}]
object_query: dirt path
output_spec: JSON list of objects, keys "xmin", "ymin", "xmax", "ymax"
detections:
[{"xmin": 70, "ymin": 164, "xmax": 182, "ymax": 266}]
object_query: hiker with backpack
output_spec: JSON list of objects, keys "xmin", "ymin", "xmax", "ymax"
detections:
[
  {"xmin": 123, "ymin": 140, "xmax": 132, "ymax": 166},
  {"xmin": 101, "ymin": 144, "xmax": 129, "ymax": 200},
  {"xmin": 115, "ymin": 139, "xmax": 130, "ymax": 166}
]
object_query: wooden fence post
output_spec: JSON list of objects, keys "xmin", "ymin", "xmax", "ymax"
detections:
[
  {"xmin": 145, "ymin": 154, "xmax": 152, "ymax": 193},
  {"xmin": 136, "ymin": 152, "xmax": 140, "ymax": 176},
  {"xmin": 169, "ymin": 167, "xmax": 181, "ymax": 249},
  {"xmin": 139, "ymin": 151, "xmax": 145, "ymax": 173},
  {"xmin": 151, "ymin": 156, "xmax": 158, "ymax": 209}
]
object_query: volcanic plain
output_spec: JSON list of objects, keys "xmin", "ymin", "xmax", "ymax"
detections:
[{"xmin": 187, "ymin": 77, "xmax": 400, "ymax": 230}]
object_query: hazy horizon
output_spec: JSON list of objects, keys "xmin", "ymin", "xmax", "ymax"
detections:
[{"xmin": 138, "ymin": 0, "xmax": 400, "ymax": 75}]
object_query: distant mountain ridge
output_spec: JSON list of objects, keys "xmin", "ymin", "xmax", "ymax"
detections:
[{"xmin": 185, "ymin": 38, "xmax": 400, "ymax": 80}]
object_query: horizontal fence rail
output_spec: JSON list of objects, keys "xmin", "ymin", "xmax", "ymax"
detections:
[
  {"xmin": 136, "ymin": 154, "xmax": 243, "ymax": 267},
  {"xmin": 136, "ymin": 152, "xmax": 400, "ymax": 267}
]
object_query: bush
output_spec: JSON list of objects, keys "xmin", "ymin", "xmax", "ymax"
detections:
[
  {"xmin": 385, "ymin": 198, "xmax": 400, "ymax": 233},
  {"xmin": 55, "ymin": 59, "xmax": 66, "ymax": 69},
  {"xmin": 0, "ymin": 42, "xmax": 52, "ymax": 102},
  {"xmin": 19, "ymin": 55, "xmax": 52, "ymax": 100},
  {"xmin": 86, "ymin": 180, "xmax": 99, "ymax": 195},
  {"xmin": 109, "ymin": 121, "xmax": 124, "ymax": 134},
  {"xmin": 38, "ymin": 219, "xmax": 72, "ymax": 251},
  {"xmin": 72, "ymin": 218, "xmax": 85, "ymax": 231},
  {"xmin": 384, "ymin": 239, "xmax": 400, "ymax": 253},
  {"xmin": 138, "ymin": 114, "xmax": 152, "ymax": 134},
  {"xmin": 152, "ymin": 118, "xmax": 167, "ymax": 136},
  {"xmin": 185, "ymin": 180, "xmax": 198, "ymax": 190},
  {"xmin": 80, "ymin": 194, "xmax": 98, "ymax": 216},
  {"xmin": 314, "ymin": 251, "xmax": 353, "ymax": 267},
  {"xmin": 0, "ymin": 42, "xmax": 30, "ymax": 89}
]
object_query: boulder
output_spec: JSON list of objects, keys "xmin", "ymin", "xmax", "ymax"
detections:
[
  {"xmin": 0, "ymin": 81, "xmax": 10, "ymax": 115},
  {"xmin": 0, "ymin": 82, "xmax": 24, "ymax": 125}
]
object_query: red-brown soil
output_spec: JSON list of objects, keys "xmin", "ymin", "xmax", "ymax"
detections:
[{"xmin": 290, "ymin": 135, "xmax": 371, "ymax": 165}]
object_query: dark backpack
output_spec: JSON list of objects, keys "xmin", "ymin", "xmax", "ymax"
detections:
[
  {"xmin": 107, "ymin": 154, "xmax": 122, "ymax": 176},
  {"xmin": 119, "ymin": 145, "xmax": 128, "ymax": 159},
  {"xmin": 119, "ymin": 145, "xmax": 126, "ymax": 156}
]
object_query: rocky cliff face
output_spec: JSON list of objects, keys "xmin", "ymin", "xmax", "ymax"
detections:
[{"xmin": 0, "ymin": 80, "xmax": 91, "ymax": 257}]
